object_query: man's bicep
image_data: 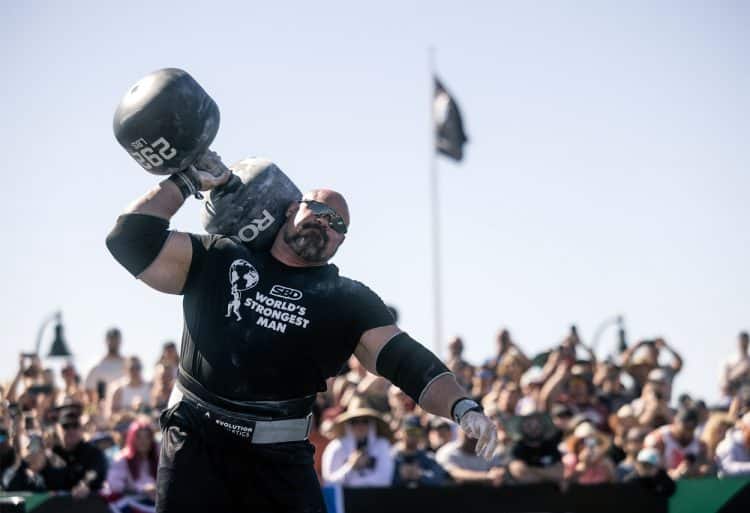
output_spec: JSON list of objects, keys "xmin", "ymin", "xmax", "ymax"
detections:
[
  {"xmin": 355, "ymin": 325, "xmax": 401, "ymax": 373},
  {"xmin": 138, "ymin": 232, "xmax": 193, "ymax": 294}
]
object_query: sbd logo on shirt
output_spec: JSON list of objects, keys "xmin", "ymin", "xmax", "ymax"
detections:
[{"xmin": 225, "ymin": 259, "xmax": 260, "ymax": 321}]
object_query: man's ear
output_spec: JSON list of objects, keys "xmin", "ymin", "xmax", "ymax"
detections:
[{"xmin": 286, "ymin": 201, "xmax": 300, "ymax": 218}]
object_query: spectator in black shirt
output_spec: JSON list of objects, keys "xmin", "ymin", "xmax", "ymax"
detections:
[
  {"xmin": 623, "ymin": 448, "xmax": 676, "ymax": 498},
  {"xmin": 506, "ymin": 413, "xmax": 564, "ymax": 485},
  {"xmin": 50, "ymin": 405, "xmax": 108, "ymax": 498}
]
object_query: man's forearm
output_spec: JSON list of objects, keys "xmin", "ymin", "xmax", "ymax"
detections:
[
  {"xmin": 124, "ymin": 179, "xmax": 185, "ymax": 219},
  {"xmin": 419, "ymin": 373, "xmax": 470, "ymax": 420}
]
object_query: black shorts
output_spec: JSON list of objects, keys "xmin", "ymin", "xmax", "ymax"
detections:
[{"xmin": 156, "ymin": 401, "xmax": 326, "ymax": 513}]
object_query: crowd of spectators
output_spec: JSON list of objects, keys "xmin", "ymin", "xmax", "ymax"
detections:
[{"xmin": 1, "ymin": 325, "xmax": 749, "ymax": 508}]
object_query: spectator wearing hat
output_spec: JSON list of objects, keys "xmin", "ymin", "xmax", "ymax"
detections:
[
  {"xmin": 563, "ymin": 422, "xmax": 616, "ymax": 485},
  {"xmin": 391, "ymin": 415, "xmax": 449, "ymax": 488},
  {"xmin": 84, "ymin": 328, "xmax": 126, "ymax": 403},
  {"xmin": 51, "ymin": 405, "xmax": 108, "ymax": 498},
  {"xmin": 435, "ymin": 427, "xmax": 506, "ymax": 486},
  {"xmin": 516, "ymin": 367, "xmax": 546, "ymax": 415},
  {"xmin": 645, "ymin": 408, "xmax": 707, "ymax": 479},
  {"xmin": 621, "ymin": 338, "xmax": 682, "ymax": 397},
  {"xmin": 322, "ymin": 405, "xmax": 394, "ymax": 487},
  {"xmin": 715, "ymin": 412, "xmax": 750, "ymax": 477},
  {"xmin": 505, "ymin": 413, "xmax": 564, "ymax": 485},
  {"xmin": 623, "ymin": 448, "xmax": 676, "ymax": 497}
]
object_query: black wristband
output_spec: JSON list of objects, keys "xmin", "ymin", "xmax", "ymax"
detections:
[
  {"xmin": 450, "ymin": 398, "xmax": 482, "ymax": 424},
  {"xmin": 168, "ymin": 171, "xmax": 202, "ymax": 200}
]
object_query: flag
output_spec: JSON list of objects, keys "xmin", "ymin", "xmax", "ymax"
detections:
[{"xmin": 433, "ymin": 76, "xmax": 468, "ymax": 161}]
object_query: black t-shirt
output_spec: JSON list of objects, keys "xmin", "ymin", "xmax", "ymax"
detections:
[
  {"xmin": 179, "ymin": 234, "xmax": 394, "ymax": 401},
  {"xmin": 50, "ymin": 442, "xmax": 107, "ymax": 491},
  {"xmin": 510, "ymin": 435, "xmax": 562, "ymax": 468}
]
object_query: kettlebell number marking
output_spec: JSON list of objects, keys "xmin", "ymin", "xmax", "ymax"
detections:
[{"xmin": 129, "ymin": 137, "xmax": 178, "ymax": 170}]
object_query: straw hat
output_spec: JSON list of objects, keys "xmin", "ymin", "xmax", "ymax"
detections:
[
  {"xmin": 331, "ymin": 406, "xmax": 393, "ymax": 441},
  {"xmin": 565, "ymin": 421, "xmax": 611, "ymax": 454}
]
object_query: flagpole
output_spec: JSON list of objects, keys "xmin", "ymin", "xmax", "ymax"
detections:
[{"xmin": 429, "ymin": 47, "xmax": 443, "ymax": 359}]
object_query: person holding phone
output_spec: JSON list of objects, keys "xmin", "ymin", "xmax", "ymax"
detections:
[{"xmin": 322, "ymin": 403, "xmax": 394, "ymax": 487}]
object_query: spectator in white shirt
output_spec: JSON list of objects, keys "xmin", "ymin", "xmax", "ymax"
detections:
[
  {"xmin": 84, "ymin": 328, "xmax": 126, "ymax": 403},
  {"xmin": 109, "ymin": 357, "xmax": 151, "ymax": 415},
  {"xmin": 322, "ymin": 405, "xmax": 394, "ymax": 487}
]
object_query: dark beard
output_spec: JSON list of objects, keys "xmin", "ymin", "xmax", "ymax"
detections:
[{"xmin": 283, "ymin": 222, "xmax": 329, "ymax": 263}]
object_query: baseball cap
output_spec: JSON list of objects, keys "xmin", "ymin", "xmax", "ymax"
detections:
[{"xmin": 637, "ymin": 448, "xmax": 661, "ymax": 466}]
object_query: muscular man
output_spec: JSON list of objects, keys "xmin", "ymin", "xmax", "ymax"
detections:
[{"xmin": 106, "ymin": 155, "xmax": 497, "ymax": 512}]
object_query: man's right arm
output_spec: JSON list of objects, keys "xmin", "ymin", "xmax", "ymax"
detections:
[{"xmin": 105, "ymin": 154, "xmax": 230, "ymax": 294}]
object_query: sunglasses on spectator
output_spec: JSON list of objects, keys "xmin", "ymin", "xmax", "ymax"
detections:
[
  {"xmin": 349, "ymin": 417, "xmax": 370, "ymax": 425},
  {"xmin": 61, "ymin": 422, "xmax": 81, "ymax": 430},
  {"xmin": 298, "ymin": 200, "xmax": 347, "ymax": 234}
]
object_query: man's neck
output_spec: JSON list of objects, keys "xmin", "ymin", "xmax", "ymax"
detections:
[{"xmin": 105, "ymin": 352, "xmax": 121, "ymax": 359}]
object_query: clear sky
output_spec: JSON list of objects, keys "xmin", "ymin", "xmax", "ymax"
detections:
[{"xmin": 1, "ymin": 1, "xmax": 747, "ymax": 404}]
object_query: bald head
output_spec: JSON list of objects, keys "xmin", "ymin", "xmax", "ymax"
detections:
[
  {"xmin": 301, "ymin": 189, "xmax": 350, "ymax": 226},
  {"xmin": 271, "ymin": 188, "xmax": 350, "ymax": 266}
]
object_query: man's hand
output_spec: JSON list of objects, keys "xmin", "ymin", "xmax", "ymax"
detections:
[
  {"xmin": 189, "ymin": 150, "xmax": 232, "ymax": 191},
  {"xmin": 71, "ymin": 481, "xmax": 90, "ymax": 500},
  {"xmin": 460, "ymin": 411, "xmax": 498, "ymax": 461},
  {"xmin": 488, "ymin": 466, "xmax": 505, "ymax": 487},
  {"xmin": 347, "ymin": 450, "xmax": 371, "ymax": 470}
]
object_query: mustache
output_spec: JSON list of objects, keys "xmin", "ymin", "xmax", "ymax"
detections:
[{"xmin": 299, "ymin": 222, "xmax": 328, "ymax": 244}]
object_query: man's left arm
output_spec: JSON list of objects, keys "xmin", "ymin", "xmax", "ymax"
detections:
[{"xmin": 354, "ymin": 325, "xmax": 498, "ymax": 460}]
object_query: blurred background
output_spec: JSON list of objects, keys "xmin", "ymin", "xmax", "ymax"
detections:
[
  {"xmin": 2, "ymin": 2, "xmax": 750, "ymax": 511},
  {"xmin": 1, "ymin": 0, "xmax": 748, "ymax": 408}
]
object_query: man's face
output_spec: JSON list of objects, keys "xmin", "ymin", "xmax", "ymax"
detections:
[
  {"xmin": 675, "ymin": 420, "xmax": 696, "ymax": 444},
  {"xmin": 127, "ymin": 358, "xmax": 142, "ymax": 379},
  {"xmin": 282, "ymin": 191, "xmax": 348, "ymax": 264},
  {"xmin": 349, "ymin": 417, "xmax": 370, "ymax": 441},
  {"xmin": 59, "ymin": 421, "xmax": 83, "ymax": 449},
  {"xmin": 107, "ymin": 334, "xmax": 121, "ymax": 354},
  {"xmin": 740, "ymin": 335, "xmax": 749, "ymax": 354}
]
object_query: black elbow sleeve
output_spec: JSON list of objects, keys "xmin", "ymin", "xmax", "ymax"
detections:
[
  {"xmin": 375, "ymin": 332, "xmax": 452, "ymax": 404},
  {"xmin": 105, "ymin": 213, "xmax": 170, "ymax": 277}
]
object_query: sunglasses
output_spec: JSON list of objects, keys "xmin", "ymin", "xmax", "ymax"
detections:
[
  {"xmin": 61, "ymin": 422, "xmax": 81, "ymax": 430},
  {"xmin": 298, "ymin": 200, "xmax": 347, "ymax": 234},
  {"xmin": 349, "ymin": 417, "xmax": 370, "ymax": 425}
]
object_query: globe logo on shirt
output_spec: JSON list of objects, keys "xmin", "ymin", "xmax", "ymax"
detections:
[
  {"xmin": 229, "ymin": 259, "xmax": 260, "ymax": 291},
  {"xmin": 226, "ymin": 259, "xmax": 260, "ymax": 322}
]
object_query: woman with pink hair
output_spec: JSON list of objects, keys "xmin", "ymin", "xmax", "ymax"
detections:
[{"xmin": 106, "ymin": 418, "xmax": 159, "ymax": 501}]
